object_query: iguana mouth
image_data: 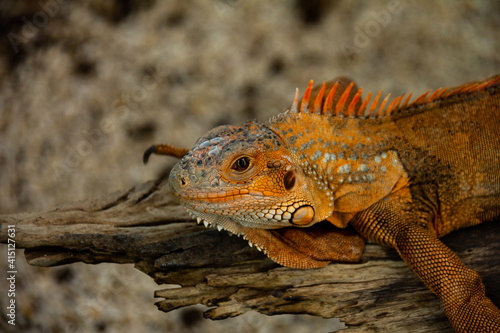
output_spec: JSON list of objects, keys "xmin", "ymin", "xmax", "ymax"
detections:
[
  {"xmin": 175, "ymin": 190, "xmax": 253, "ymax": 203},
  {"xmin": 185, "ymin": 207, "xmax": 266, "ymax": 252}
]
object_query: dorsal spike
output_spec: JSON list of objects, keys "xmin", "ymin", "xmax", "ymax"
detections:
[
  {"xmin": 368, "ymin": 90, "xmax": 382, "ymax": 117},
  {"xmin": 300, "ymin": 80, "xmax": 314, "ymax": 113},
  {"xmin": 410, "ymin": 89, "xmax": 431, "ymax": 106},
  {"xmin": 490, "ymin": 76, "xmax": 500, "ymax": 87},
  {"xmin": 377, "ymin": 94, "xmax": 391, "ymax": 117},
  {"xmin": 401, "ymin": 92, "xmax": 413, "ymax": 109},
  {"xmin": 393, "ymin": 94, "xmax": 405, "ymax": 109},
  {"xmin": 356, "ymin": 91, "xmax": 371, "ymax": 117},
  {"xmin": 290, "ymin": 88, "xmax": 299, "ymax": 113},
  {"xmin": 347, "ymin": 88, "xmax": 363, "ymax": 117},
  {"xmin": 436, "ymin": 87, "xmax": 448, "ymax": 99},
  {"xmin": 335, "ymin": 81, "xmax": 354, "ymax": 116},
  {"xmin": 426, "ymin": 88, "xmax": 442, "ymax": 103},
  {"xmin": 474, "ymin": 81, "xmax": 491, "ymax": 92},
  {"xmin": 461, "ymin": 83, "xmax": 479, "ymax": 94},
  {"xmin": 313, "ymin": 82, "xmax": 327, "ymax": 114},
  {"xmin": 322, "ymin": 82, "xmax": 339, "ymax": 115},
  {"xmin": 385, "ymin": 94, "xmax": 402, "ymax": 116},
  {"xmin": 445, "ymin": 86, "xmax": 463, "ymax": 98}
]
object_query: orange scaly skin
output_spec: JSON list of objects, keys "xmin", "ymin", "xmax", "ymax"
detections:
[{"xmin": 146, "ymin": 75, "xmax": 500, "ymax": 331}]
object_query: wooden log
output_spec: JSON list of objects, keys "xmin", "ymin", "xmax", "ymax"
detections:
[{"xmin": 0, "ymin": 177, "xmax": 498, "ymax": 332}]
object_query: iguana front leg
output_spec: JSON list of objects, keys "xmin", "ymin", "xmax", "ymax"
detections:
[{"xmin": 352, "ymin": 188, "xmax": 500, "ymax": 332}]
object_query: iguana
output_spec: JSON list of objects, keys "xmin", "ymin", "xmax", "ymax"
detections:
[{"xmin": 144, "ymin": 74, "xmax": 500, "ymax": 331}]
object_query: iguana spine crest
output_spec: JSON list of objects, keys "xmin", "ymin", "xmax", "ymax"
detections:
[{"xmin": 289, "ymin": 75, "xmax": 500, "ymax": 119}]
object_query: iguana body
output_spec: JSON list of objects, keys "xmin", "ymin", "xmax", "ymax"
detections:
[{"xmin": 145, "ymin": 75, "xmax": 500, "ymax": 331}]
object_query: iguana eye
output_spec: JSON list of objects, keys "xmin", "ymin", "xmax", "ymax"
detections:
[{"xmin": 231, "ymin": 156, "xmax": 251, "ymax": 172}]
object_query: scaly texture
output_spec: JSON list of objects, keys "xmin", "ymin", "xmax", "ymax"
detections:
[{"xmin": 146, "ymin": 74, "xmax": 500, "ymax": 331}]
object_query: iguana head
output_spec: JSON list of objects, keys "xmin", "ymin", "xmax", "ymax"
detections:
[
  {"xmin": 168, "ymin": 120, "xmax": 332, "ymax": 231},
  {"xmin": 164, "ymin": 119, "xmax": 364, "ymax": 269}
]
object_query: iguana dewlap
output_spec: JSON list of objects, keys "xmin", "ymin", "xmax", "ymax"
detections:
[{"xmin": 145, "ymin": 75, "xmax": 500, "ymax": 332}]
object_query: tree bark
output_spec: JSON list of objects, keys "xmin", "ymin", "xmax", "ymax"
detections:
[{"xmin": 1, "ymin": 177, "xmax": 498, "ymax": 332}]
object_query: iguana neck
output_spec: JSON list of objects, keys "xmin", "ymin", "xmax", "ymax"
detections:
[
  {"xmin": 269, "ymin": 112, "xmax": 397, "ymax": 175},
  {"xmin": 267, "ymin": 112, "xmax": 405, "ymax": 228}
]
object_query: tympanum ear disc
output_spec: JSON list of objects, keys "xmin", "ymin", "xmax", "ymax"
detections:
[{"xmin": 291, "ymin": 205, "xmax": 314, "ymax": 225}]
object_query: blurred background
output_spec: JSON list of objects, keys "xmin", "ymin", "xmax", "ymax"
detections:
[{"xmin": 0, "ymin": 0, "xmax": 499, "ymax": 332}]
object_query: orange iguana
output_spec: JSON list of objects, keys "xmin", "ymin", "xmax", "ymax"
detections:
[{"xmin": 144, "ymin": 74, "xmax": 500, "ymax": 331}]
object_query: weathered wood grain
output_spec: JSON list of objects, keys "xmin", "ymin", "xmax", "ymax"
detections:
[{"xmin": 0, "ymin": 177, "xmax": 498, "ymax": 332}]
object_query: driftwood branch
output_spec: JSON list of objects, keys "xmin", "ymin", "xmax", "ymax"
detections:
[{"xmin": 1, "ymin": 177, "xmax": 499, "ymax": 332}]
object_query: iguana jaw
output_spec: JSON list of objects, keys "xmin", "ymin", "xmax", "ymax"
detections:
[
  {"xmin": 185, "ymin": 207, "xmax": 260, "ymax": 239},
  {"xmin": 184, "ymin": 207, "xmax": 363, "ymax": 269}
]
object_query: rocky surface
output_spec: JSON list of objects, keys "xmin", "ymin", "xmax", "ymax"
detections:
[{"xmin": 0, "ymin": 0, "xmax": 499, "ymax": 332}]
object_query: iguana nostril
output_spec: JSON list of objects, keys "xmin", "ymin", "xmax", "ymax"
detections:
[{"xmin": 167, "ymin": 162, "xmax": 189, "ymax": 194}]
